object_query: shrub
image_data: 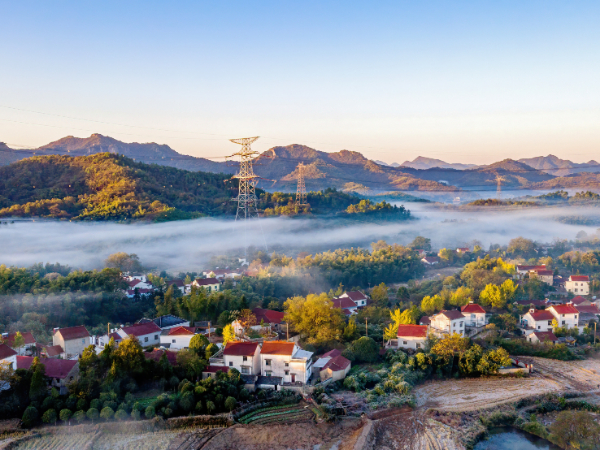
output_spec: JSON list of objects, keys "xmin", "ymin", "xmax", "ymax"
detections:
[
  {"xmin": 21, "ymin": 406, "xmax": 38, "ymax": 428},
  {"xmin": 42, "ymin": 408, "xmax": 57, "ymax": 425},
  {"xmin": 115, "ymin": 409, "xmax": 129, "ymax": 420},
  {"xmin": 225, "ymin": 396, "xmax": 237, "ymax": 411},
  {"xmin": 90, "ymin": 399, "xmax": 101, "ymax": 410},
  {"xmin": 145, "ymin": 406, "xmax": 156, "ymax": 419},
  {"xmin": 100, "ymin": 407, "xmax": 114, "ymax": 421},
  {"xmin": 59, "ymin": 409, "xmax": 73, "ymax": 425},
  {"xmin": 76, "ymin": 398, "xmax": 87, "ymax": 411},
  {"xmin": 86, "ymin": 408, "xmax": 99, "ymax": 423},
  {"xmin": 73, "ymin": 410, "xmax": 86, "ymax": 424},
  {"xmin": 351, "ymin": 337, "xmax": 379, "ymax": 363}
]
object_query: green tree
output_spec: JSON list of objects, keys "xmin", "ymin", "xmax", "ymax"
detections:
[
  {"xmin": 371, "ymin": 283, "xmax": 388, "ymax": 306},
  {"xmin": 59, "ymin": 409, "xmax": 72, "ymax": 425},
  {"xmin": 21, "ymin": 406, "xmax": 38, "ymax": 428},
  {"xmin": 477, "ymin": 348, "xmax": 511, "ymax": 375},
  {"xmin": 449, "ymin": 287, "xmax": 473, "ymax": 307},
  {"xmin": 396, "ymin": 286, "xmax": 410, "ymax": 300},
  {"xmin": 115, "ymin": 409, "xmax": 129, "ymax": 420},
  {"xmin": 206, "ymin": 400, "xmax": 216, "ymax": 414},
  {"xmin": 11, "ymin": 331, "xmax": 25, "ymax": 351},
  {"xmin": 458, "ymin": 344, "xmax": 484, "ymax": 376},
  {"xmin": 86, "ymin": 408, "xmax": 99, "ymax": 423},
  {"xmin": 144, "ymin": 406, "xmax": 155, "ymax": 419},
  {"xmin": 73, "ymin": 410, "xmax": 86, "ymax": 424},
  {"xmin": 225, "ymin": 396, "xmax": 237, "ymax": 411},
  {"xmin": 29, "ymin": 357, "xmax": 47, "ymax": 401},
  {"xmin": 42, "ymin": 409, "xmax": 57, "ymax": 426},
  {"xmin": 507, "ymin": 237, "xmax": 535, "ymax": 257},
  {"xmin": 410, "ymin": 236, "xmax": 431, "ymax": 251},
  {"xmin": 104, "ymin": 252, "xmax": 144, "ymax": 273},
  {"xmin": 100, "ymin": 407, "xmax": 115, "ymax": 421},
  {"xmin": 421, "ymin": 295, "xmax": 444, "ymax": 315},
  {"xmin": 189, "ymin": 334, "xmax": 209, "ymax": 355},
  {"xmin": 343, "ymin": 317, "xmax": 360, "ymax": 341},
  {"xmin": 351, "ymin": 336, "xmax": 379, "ymax": 363},
  {"xmin": 205, "ymin": 343, "xmax": 218, "ymax": 360},
  {"xmin": 549, "ymin": 410, "xmax": 600, "ymax": 449},
  {"xmin": 438, "ymin": 248, "xmax": 455, "ymax": 264}
]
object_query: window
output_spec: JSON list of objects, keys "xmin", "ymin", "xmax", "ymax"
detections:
[
  {"xmin": 471, "ymin": 314, "xmax": 475, "ymax": 319},
  {"xmin": 265, "ymin": 371, "xmax": 272, "ymax": 376},
  {"xmin": 284, "ymin": 362, "xmax": 289, "ymax": 367},
  {"xmin": 548, "ymin": 321, "xmax": 552, "ymax": 325},
  {"xmin": 243, "ymin": 356, "xmax": 247, "ymax": 362},
  {"xmin": 460, "ymin": 322, "xmax": 463, "ymax": 327},
  {"xmin": 416, "ymin": 343, "xmax": 421, "ymax": 349},
  {"xmin": 284, "ymin": 370, "xmax": 289, "ymax": 375},
  {"xmin": 537, "ymin": 326, "xmax": 541, "ymax": 329},
  {"xmin": 562, "ymin": 314, "xmax": 565, "ymax": 317},
  {"xmin": 229, "ymin": 361, "xmax": 233, "ymax": 367},
  {"xmin": 144, "ymin": 337, "xmax": 149, "ymax": 342},
  {"xmin": 403, "ymin": 340, "xmax": 407, "ymax": 345},
  {"xmin": 172, "ymin": 339, "xmax": 176, "ymax": 343},
  {"xmin": 265, "ymin": 359, "xmax": 271, "ymax": 366},
  {"xmin": 575, "ymin": 315, "xmax": 578, "ymax": 319},
  {"xmin": 241, "ymin": 367, "xmax": 249, "ymax": 374},
  {"xmin": 562, "ymin": 321, "xmax": 566, "ymax": 325},
  {"xmin": 154, "ymin": 335, "xmax": 158, "ymax": 340}
]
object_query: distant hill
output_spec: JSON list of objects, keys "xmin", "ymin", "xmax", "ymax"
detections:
[
  {"xmin": 400, "ymin": 156, "xmax": 476, "ymax": 171},
  {"xmin": 518, "ymin": 154, "xmax": 600, "ymax": 176}
]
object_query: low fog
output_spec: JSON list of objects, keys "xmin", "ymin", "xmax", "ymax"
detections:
[{"xmin": 1, "ymin": 204, "xmax": 599, "ymax": 271}]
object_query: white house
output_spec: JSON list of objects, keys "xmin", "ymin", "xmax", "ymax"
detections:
[
  {"xmin": 3, "ymin": 332, "xmax": 37, "ymax": 356},
  {"xmin": 421, "ymin": 256, "xmax": 440, "ymax": 266},
  {"xmin": 515, "ymin": 264, "xmax": 546, "ymax": 280},
  {"xmin": 118, "ymin": 322, "xmax": 161, "ymax": 347},
  {"xmin": 395, "ymin": 324, "xmax": 428, "ymax": 350},
  {"xmin": 548, "ymin": 304, "xmax": 579, "ymax": 330},
  {"xmin": 332, "ymin": 297, "xmax": 359, "ymax": 316},
  {"xmin": 0, "ymin": 344, "xmax": 17, "ymax": 371},
  {"xmin": 192, "ymin": 278, "xmax": 220, "ymax": 293},
  {"xmin": 520, "ymin": 309, "xmax": 555, "ymax": 334},
  {"xmin": 260, "ymin": 341, "xmax": 313, "ymax": 385},
  {"xmin": 565, "ymin": 275, "xmax": 590, "ymax": 295},
  {"xmin": 460, "ymin": 303, "xmax": 487, "ymax": 327},
  {"xmin": 53, "ymin": 326, "xmax": 91, "ymax": 358},
  {"xmin": 429, "ymin": 310, "xmax": 466, "ymax": 336},
  {"xmin": 203, "ymin": 269, "xmax": 242, "ymax": 280},
  {"xmin": 531, "ymin": 269, "xmax": 554, "ymax": 285},
  {"xmin": 159, "ymin": 326, "xmax": 197, "ymax": 350},
  {"xmin": 527, "ymin": 331, "xmax": 558, "ymax": 345},
  {"xmin": 313, "ymin": 349, "xmax": 351, "ymax": 382},
  {"xmin": 339, "ymin": 291, "xmax": 368, "ymax": 307},
  {"xmin": 222, "ymin": 341, "xmax": 261, "ymax": 375}
]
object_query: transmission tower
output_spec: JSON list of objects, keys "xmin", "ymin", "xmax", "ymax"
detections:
[
  {"xmin": 229, "ymin": 136, "xmax": 260, "ymax": 220},
  {"xmin": 495, "ymin": 174, "xmax": 506, "ymax": 200},
  {"xmin": 296, "ymin": 162, "xmax": 308, "ymax": 206}
]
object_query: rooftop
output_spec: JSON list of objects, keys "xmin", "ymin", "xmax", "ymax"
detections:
[
  {"xmin": 460, "ymin": 303, "xmax": 486, "ymax": 314},
  {"xmin": 5, "ymin": 332, "xmax": 36, "ymax": 347},
  {"xmin": 528, "ymin": 310, "xmax": 555, "ymax": 321},
  {"xmin": 532, "ymin": 331, "xmax": 558, "ymax": 342},
  {"xmin": 121, "ymin": 322, "xmax": 161, "ymax": 337},
  {"xmin": 569, "ymin": 275, "xmax": 590, "ymax": 282},
  {"xmin": 332, "ymin": 297, "xmax": 358, "ymax": 309},
  {"xmin": 193, "ymin": 278, "xmax": 220, "ymax": 286},
  {"xmin": 322, "ymin": 355, "xmax": 351, "ymax": 372},
  {"xmin": 437, "ymin": 310, "xmax": 465, "ymax": 320},
  {"xmin": 223, "ymin": 341, "xmax": 259, "ymax": 357},
  {"xmin": 261, "ymin": 341, "xmax": 295, "ymax": 356},
  {"xmin": 144, "ymin": 349, "xmax": 177, "ymax": 366},
  {"xmin": 0, "ymin": 344, "xmax": 17, "ymax": 360},
  {"xmin": 342, "ymin": 291, "xmax": 368, "ymax": 301},
  {"xmin": 16, "ymin": 356, "xmax": 77, "ymax": 379},
  {"xmin": 397, "ymin": 324, "xmax": 429, "ymax": 338},
  {"xmin": 54, "ymin": 326, "xmax": 90, "ymax": 341},
  {"xmin": 252, "ymin": 307, "xmax": 285, "ymax": 324},
  {"xmin": 551, "ymin": 304, "xmax": 579, "ymax": 315},
  {"xmin": 166, "ymin": 326, "xmax": 196, "ymax": 336}
]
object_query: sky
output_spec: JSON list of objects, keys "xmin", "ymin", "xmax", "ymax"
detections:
[{"xmin": 1, "ymin": 1, "xmax": 599, "ymax": 165}]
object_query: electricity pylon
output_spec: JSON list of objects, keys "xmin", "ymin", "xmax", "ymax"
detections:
[
  {"xmin": 296, "ymin": 162, "xmax": 308, "ymax": 206},
  {"xmin": 229, "ymin": 136, "xmax": 260, "ymax": 220},
  {"xmin": 495, "ymin": 174, "xmax": 506, "ymax": 199}
]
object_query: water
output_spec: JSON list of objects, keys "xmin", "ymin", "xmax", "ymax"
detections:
[{"xmin": 474, "ymin": 427, "xmax": 561, "ymax": 450}]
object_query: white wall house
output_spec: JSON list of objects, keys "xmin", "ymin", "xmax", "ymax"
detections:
[
  {"xmin": 460, "ymin": 303, "xmax": 487, "ymax": 327},
  {"xmin": 332, "ymin": 297, "xmax": 359, "ymax": 316},
  {"xmin": 3, "ymin": 332, "xmax": 36, "ymax": 356},
  {"xmin": 53, "ymin": 326, "xmax": 91, "ymax": 358},
  {"xmin": 223, "ymin": 341, "xmax": 261, "ymax": 375},
  {"xmin": 532, "ymin": 269, "xmax": 554, "ymax": 285},
  {"xmin": 429, "ymin": 310, "xmax": 466, "ymax": 337},
  {"xmin": 520, "ymin": 309, "xmax": 555, "ymax": 334},
  {"xmin": 0, "ymin": 344, "xmax": 18, "ymax": 371},
  {"xmin": 548, "ymin": 304, "xmax": 579, "ymax": 330},
  {"xmin": 192, "ymin": 278, "xmax": 220, "ymax": 293},
  {"xmin": 339, "ymin": 291, "xmax": 368, "ymax": 307},
  {"xmin": 260, "ymin": 341, "xmax": 313, "ymax": 384},
  {"xmin": 565, "ymin": 275, "xmax": 590, "ymax": 295},
  {"xmin": 159, "ymin": 326, "xmax": 196, "ymax": 350},
  {"xmin": 515, "ymin": 265, "xmax": 546, "ymax": 280},
  {"xmin": 527, "ymin": 331, "xmax": 558, "ymax": 345},
  {"xmin": 395, "ymin": 324, "xmax": 428, "ymax": 350},
  {"xmin": 118, "ymin": 322, "xmax": 161, "ymax": 347}
]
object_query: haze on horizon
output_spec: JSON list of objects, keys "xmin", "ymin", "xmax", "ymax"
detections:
[{"xmin": 1, "ymin": 1, "xmax": 599, "ymax": 165}]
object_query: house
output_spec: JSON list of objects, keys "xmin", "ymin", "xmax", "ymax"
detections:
[
  {"xmin": 222, "ymin": 341, "xmax": 261, "ymax": 375},
  {"xmin": 260, "ymin": 341, "xmax": 313, "ymax": 385},
  {"xmin": 456, "ymin": 248, "xmax": 470, "ymax": 254},
  {"xmin": 202, "ymin": 269, "xmax": 242, "ymax": 280},
  {"xmin": 0, "ymin": 344, "xmax": 17, "ymax": 371},
  {"xmin": 394, "ymin": 324, "xmax": 428, "ymax": 350},
  {"xmin": 421, "ymin": 256, "xmax": 440, "ymax": 266},
  {"xmin": 531, "ymin": 269, "xmax": 554, "ymax": 285},
  {"xmin": 332, "ymin": 297, "xmax": 359, "ymax": 316},
  {"xmin": 460, "ymin": 302, "xmax": 487, "ymax": 327},
  {"xmin": 565, "ymin": 275, "xmax": 590, "ymax": 295},
  {"xmin": 166, "ymin": 279, "xmax": 186, "ymax": 295},
  {"xmin": 96, "ymin": 332, "xmax": 123, "ymax": 348},
  {"xmin": 144, "ymin": 348, "xmax": 178, "ymax": 366},
  {"xmin": 429, "ymin": 310, "xmax": 466, "ymax": 337},
  {"xmin": 527, "ymin": 331, "xmax": 558, "ymax": 345},
  {"xmin": 39, "ymin": 344, "xmax": 64, "ymax": 359},
  {"xmin": 16, "ymin": 356, "xmax": 79, "ymax": 394},
  {"xmin": 419, "ymin": 316, "xmax": 431, "ymax": 326},
  {"xmin": 53, "ymin": 326, "xmax": 90, "ymax": 358},
  {"xmin": 515, "ymin": 265, "xmax": 546, "ymax": 279},
  {"xmin": 339, "ymin": 291, "xmax": 369, "ymax": 307},
  {"xmin": 520, "ymin": 309, "xmax": 555, "ymax": 334},
  {"xmin": 159, "ymin": 326, "xmax": 197, "ymax": 350},
  {"xmin": 202, "ymin": 365, "xmax": 230, "ymax": 379},
  {"xmin": 252, "ymin": 308, "xmax": 285, "ymax": 329},
  {"xmin": 548, "ymin": 304, "xmax": 579, "ymax": 330},
  {"xmin": 124, "ymin": 277, "xmax": 154, "ymax": 290},
  {"xmin": 319, "ymin": 354, "xmax": 351, "ymax": 382},
  {"xmin": 118, "ymin": 322, "xmax": 161, "ymax": 347},
  {"xmin": 574, "ymin": 304, "xmax": 600, "ymax": 316},
  {"xmin": 148, "ymin": 315, "xmax": 190, "ymax": 330},
  {"xmin": 570, "ymin": 296, "xmax": 592, "ymax": 306},
  {"xmin": 192, "ymin": 278, "xmax": 220, "ymax": 293},
  {"xmin": 3, "ymin": 332, "xmax": 36, "ymax": 355}
]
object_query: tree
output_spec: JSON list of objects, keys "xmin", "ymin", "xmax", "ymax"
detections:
[
  {"xmin": 189, "ymin": 334, "xmax": 209, "ymax": 355},
  {"xmin": 21, "ymin": 406, "xmax": 38, "ymax": 428},
  {"xmin": 42, "ymin": 409, "xmax": 57, "ymax": 426},
  {"xmin": 343, "ymin": 317, "xmax": 360, "ymax": 341},
  {"xmin": 100, "ymin": 407, "xmax": 115, "ymax": 421},
  {"xmin": 458, "ymin": 344, "xmax": 483, "ymax": 376},
  {"xmin": 238, "ymin": 309, "xmax": 257, "ymax": 335},
  {"xmin": 112, "ymin": 337, "xmax": 145, "ymax": 374},
  {"xmin": 397, "ymin": 286, "xmax": 410, "ymax": 300},
  {"xmin": 438, "ymin": 248, "xmax": 455, "ymax": 264},
  {"xmin": 384, "ymin": 307, "xmax": 419, "ymax": 340},
  {"xmin": 104, "ymin": 252, "xmax": 144, "ymax": 273},
  {"xmin": 59, "ymin": 409, "xmax": 72, "ymax": 425},
  {"xmin": 144, "ymin": 406, "xmax": 155, "ymax": 419},
  {"xmin": 507, "ymin": 237, "xmax": 535, "ymax": 257},
  {"xmin": 86, "ymin": 408, "xmax": 99, "ymax": 423},
  {"xmin": 11, "ymin": 331, "xmax": 25, "ymax": 351},
  {"xmin": 351, "ymin": 337, "xmax": 379, "ymax": 363},
  {"xmin": 549, "ymin": 410, "xmax": 600, "ymax": 449},
  {"xmin": 371, "ymin": 283, "xmax": 388, "ymax": 306},
  {"xmin": 284, "ymin": 293, "xmax": 345, "ymax": 347},
  {"xmin": 479, "ymin": 280, "xmax": 516, "ymax": 309},
  {"xmin": 410, "ymin": 236, "xmax": 431, "ymax": 251},
  {"xmin": 115, "ymin": 409, "xmax": 128, "ymax": 420},
  {"xmin": 73, "ymin": 410, "xmax": 86, "ymax": 424},
  {"xmin": 176, "ymin": 349, "xmax": 206, "ymax": 379},
  {"xmin": 222, "ymin": 324, "xmax": 235, "ymax": 345},
  {"xmin": 449, "ymin": 287, "xmax": 473, "ymax": 307},
  {"xmin": 431, "ymin": 334, "xmax": 470, "ymax": 370},
  {"xmin": 206, "ymin": 400, "xmax": 216, "ymax": 414},
  {"xmin": 205, "ymin": 343, "xmax": 218, "ymax": 360},
  {"xmin": 29, "ymin": 357, "xmax": 47, "ymax": 401},
  {"xmin": 421, "ymin": 295, "xmax": 444, "ymax": 315},
  {"xmin": 225, "ymin": 396, "xmax": 237, "ymax": 411},
  {"xmin": 477, "ymin": 348, "xmax": 511, "ymax": 375}
]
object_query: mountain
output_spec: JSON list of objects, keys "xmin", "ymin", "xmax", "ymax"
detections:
[
  {"xmin": 400, "ymin": 156, "xmax": 476, "ymax": 170},
  {"xmin": 0, "ymin": 153, "xmax": 239, "ymax": 221},
  {"xmin": 518, "ymin": 154, "xmax": 600, "ymax": 176}
]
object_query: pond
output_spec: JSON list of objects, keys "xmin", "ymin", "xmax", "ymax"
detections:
[{"xmin": 474, "ymin": 427, "xmax": 561, "ymax": 450}]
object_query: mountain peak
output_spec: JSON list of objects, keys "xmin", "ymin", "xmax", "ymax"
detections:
[{"xmin": 480, "ymin": 158, "xmax": 535, "ymax": 172}]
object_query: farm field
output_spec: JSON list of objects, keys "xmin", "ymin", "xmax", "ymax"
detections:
[{"xmin": 236, "ymin": 403, "xmax": 314, "ymax": 425}]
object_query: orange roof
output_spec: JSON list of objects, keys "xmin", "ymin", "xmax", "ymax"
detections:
[
  {"xmin": 397, "ymin": 324, "xmax": 428, "ymax": 338},
  {"xmin": 167, "ymin": 326, "xmax": 195, "ymax": 336},
  {"xmin": 570, "ymin": 275, "xmax": 589, "ymax": 282},
  {"xmin": 261, "ymin": 341, "xmax": 295, "ymax": 356},
  {"xmin": 223, "ymin": 341, "xmax": 259, "ymax": 356},
  {"xmin": 551, "ymin": 304, "xmax": 579, "ymax": 315},
  {"xmin": 461, "ymin": 304, "xmax": 486, "ymax": 314}
]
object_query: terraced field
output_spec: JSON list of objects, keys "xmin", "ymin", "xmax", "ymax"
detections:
[
  {"xmin": 12, "ymin": 432, "xmax": 95, "ymax": 450},
  {"xmin": 236, "ymin": 404, "xmax": 314, "ymax": 425}
]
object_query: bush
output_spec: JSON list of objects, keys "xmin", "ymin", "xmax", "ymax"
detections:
[
  {"xmin": 21, "ymin": 406, "xmax": 38, "ymax": 428},
  {"xmin": 86, "ymin": 408, "xmax": 99, "ymax": 422},
  {"xmin": 90, "ymin": 399, "xmax": 101, "ymax": 410},
  {"xmin": 145, "ymin": 406, "xmax": 156, "ymax": 419},
  {"xmin": 59, "ymin": 409, "xmax": 72, "ymax": 425},
  {"xmin": 521, "ymin": 421, "xmax": 548, "ymax": 439},
  {"xmin": 115, "ymin": 409, "xmax": 129, "ymax": 420},
  {"xmin": 100, "ymin": 407, "xmax": 114, "ymax": 421},
  {"xmin": 225, "ymin": 396, "xmax": 237, "ymax": 411},
  {"xmin": 351, "ymin": 337, "xmax": 379, "ymax": 363},
  {"xmin": 76, "ymin": 398, "xmax": 87, "ymax": 411},
  {"xmin": 73, "ymin": 410, "xmax": 86, "ymax": 424},
  {"xmin": 42, "ymin": 408, "xmax": 57, "ymax": 425}
]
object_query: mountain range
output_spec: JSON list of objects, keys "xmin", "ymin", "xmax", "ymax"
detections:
[{"xmin": 2, "ymin": 135, "xmax": 600, "ymax": 194}]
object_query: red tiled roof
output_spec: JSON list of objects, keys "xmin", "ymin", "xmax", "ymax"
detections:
[
  {"xmin": 167, "ymin": 326, "xmax": 196, "ymax": 336},
  {"xmin": 332, "ymin": 297, "xmax": 358, "ymax": 309},
  {"xmin": 517, "ymin": 265, "xmax": 546, "ymax": 271},
  {"xmin": 108, "ymin": 332, "xmax": 122, "ymax": 342},
  {"xmin": 532, "ymin": 331, "xmax": 558, "ymax": 342},
  {"xmin": 551, "ymin": 304, "xmax": 579, "ymax": 315},
  {"xmin": 252, "ymin": 308, "xmax": 285, "ymax": 324},
  {"xmin": 261, "ymin": 341, "xmax": 295, "ymax": 356},
  {"xmin": 461, "ymin": 304, "xmax": 486, "ymax": 314},
  {"xmin": 396, "ymin": 324, "xmax": 428, "ymax": 338},
  {"xmin": 54, "ymin": 326, "xmax": 90, "ymax": 341},
  {"xmin": 322, "ymin": 355, "xmax": 351, "ymax": 372},
  {"xmin": 16, "ymin": 356, "xmax": 77, "ymax": 379},
  {"xmin": 570, "ymin": 296, "xmax": 588, "ymax": 305},
  {"xmin": 575, "ymin": 305, "xmax": 600, "ymax": 314},
  {"xmin": 5, "ymin": 332, "xmax": 36, "ymax": 347},
  {"xmin": 0, "ymin": 344, "xmax": 17, "ymax": 360},
  {"xmin": 534, "ymin": 269, "xmax": 554, "ymax": 276},
  {"xmin": 528, "ymin": 310, "xmax": 555, "ymax": 321},
  {"xmin": 144, "ymin": 349, "xmax": 177, "ymax": 366},
  {"xmin": 193, "ymin": 278, "xmax": 219, "ymax": 286},
  {"xmin": 126, "ymin": 279, "xmax": 142, "ymax": 287},
  {"xmin": 570, "ymin": 275, "xmax": 589, "ymax": 282},
  {"xmin": 42, "ymin": 345, "xmax": 64, "ymax": 357},
  {"xmin": 439, "ymin": 310, "xmax": 465, "ymax": 320},
  {"xmin": 321, "ymin": 349, "xmax": 342, "ymax": 358},
  {"xmin": 341, "ymin": 309, "xmax": 354, "ymax": 316},
  {"xmin": 121, "ymin": 322, "xmax": 161, "ymax": 337},
  {"xmin": 204, "ymin": 365, "xmax": 229, "ymax": 374},
  {"xmin": 343, "ymin": 291, "xmax": 368, "ymax": 302},
  {"xmin": 167, "ymin": 280, "xmax": 184, "ymax": 287},
  {"xmin": 223, "ymin": 341, "xmax": 259, "ymax": 356}
]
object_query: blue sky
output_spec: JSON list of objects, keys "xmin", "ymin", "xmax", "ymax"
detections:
[{"xmin": 1, "ymin": 1, "xmax": 599, "ymax": 164}]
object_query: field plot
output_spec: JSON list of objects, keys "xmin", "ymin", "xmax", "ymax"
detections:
[
  {"xmin": 93, "ymin": 431, "xmax": 180, "ymax": 450},
  {"xmin": 236, "ymin": 404, "xmax": 314, "ymax": 425},
  {"xmin": 414, "ymin": 376, "xmax": 562, "ymax": 412},
  {"xmin": 12, "ymin": 432, "xmax": 95, "ymax": 450},
  {"xmin": 529, "ymin": 357, "xmax": 600, "ymax": 392}
]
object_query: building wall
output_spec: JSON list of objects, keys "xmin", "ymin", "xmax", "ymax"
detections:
[
  {"xmin": 160, "ymin": 334, "xmax": 193, "ymax": 350},
  {"xmin": 224, "ymin": 347, "xmax": 261, "ymax": 375},
  {"xmin": 320, "ymin": 364, "xmax": 350, "ymax": 382},
  {"xmin": 565, "ymin": 281, "xmax": 589, "ymax": 295},
  {"xmin": 396, "ymin": 336, "xmax": 426, "ymax": 350},
  {"xmin": 521, "ymin": 313, "xmax": 553, "ymax": 332},
  {"xmin": 464, "ymin": 312, "xmax": 486, "ymax": 327},
  {"xmin": 0, "ymin": 355, "xmax": 17, "ymax": 371},
  {"xmin": 549, "ymin": 309, "xmax": 578, "ymax": 329},
  {"xmin": 118, "ymin": 330, "xmax": 160, "ymax": 347},
  {"xmin": 430, "ymin": 316, "xmax": 465, "ymax": 336},
  {"xmin": 53, "ymin": 333, "xmax": 88, "ymax": 358}
]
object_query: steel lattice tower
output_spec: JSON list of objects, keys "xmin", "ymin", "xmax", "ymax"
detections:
[
  {"xmin": 230, "ymin": 136, "xmax": 261, "ymax": 220},
  {"xmin": 296, "ymin": 162, "xmax": 308, "ymax": 206}
]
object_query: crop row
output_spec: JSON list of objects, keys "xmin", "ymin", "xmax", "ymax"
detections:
[
  {"xmin": 16, "ymin": 435, "xmax": 92, "ymax": 450},
  {"xmin": 241, "ymin": 409, "xmax": 306, "ymax": 424},
  {"xmin": 251, "ymin": 412, "xmax": 313, "ymax": 426},
  {"xmin": 236, "ymin": 405, "xmax": 301, "ymax": 423}
]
